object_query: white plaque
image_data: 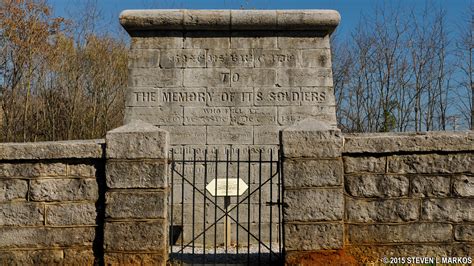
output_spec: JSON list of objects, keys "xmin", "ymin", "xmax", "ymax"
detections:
[{"xmin": 206, "ymin": 178, "xmax": 248, "ymax": 196}]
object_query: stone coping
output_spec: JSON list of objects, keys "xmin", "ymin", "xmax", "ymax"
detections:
[
  {"xmin": 0, "ymin": 139, "xmax": 105, "ymax": 160},
  {"xmin": 343, "ymin": 131, "xmax": 474, "ymax": 154},
  {"xmin": 120, "ymin": 9, "xmax": 340, "ymax": 32}
]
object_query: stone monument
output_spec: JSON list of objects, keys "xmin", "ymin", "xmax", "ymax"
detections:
[{"xmin": 120, "ymin": 9, "xmax": 340, "ymax": 155}]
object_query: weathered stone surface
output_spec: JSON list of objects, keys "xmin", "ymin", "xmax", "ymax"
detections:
[
  {"xmin": 106, "ymin": 191, "xmax": 167, "ymax": 219},
  {"xmin": 278, "ymin": 106, "xmax": 337, "ymax": 126},
  {"xmin": 344, "ymin": 156, "xmax": 386, "ymax": 174},
  {"xmin": 300, "ymin": 49, "xmax": 332, "ymax": 68},
  {"xmin": 254, "ymin": 49, "xmax": 298, "ymax": 68},
  {"xmin": 129, "ymin": 68, "xmax": 183, "ymax": 87},
  {"xmin": 345, "ymin": 175, "xmax": 409, "ymax": 198},
  {"xmin": 348, "ymin": 223, "xmax": 452, "ymax": 244},
  {"xmin": 206, "ymin": 49, "xmax": 254, "ymax": 67},
  {"xmin": 120, "ymin": 10, "xmax": 340, "ymax": 31},
  {"xmin": 284, "ymin": 159, "xmax": 343, "ymax": 188},
  {"xmin": 124, "ymin": 253, "xmax": 166, "ymax": 266},
  {"xmin": 206, "ymin": 87, "xmax": 254, "ymax": 106},
  {"xmin": 0, "ymin": 202, "xmax": 44, "ymax": 225},
  {"xmin": 104, "ymin": 221, "xmax": 167, "ymax": 251},
  {"xmin": 126, "ymin": 88, "xmax": 161, "ymax": 107},
  {"xmin": 254, "ymin": 126, "xmax": 283, "ymax": 144},
  {"xmin": 68, "ymin": 163, "xmax": 96, "ymax": 178},
  {"xmin": 231, "ymin": 31, "xmax": 277, "ymax": 49},
  {"xmin": 230, "ymin": 68, "xmax": 276, "ymax": 87},
  {"xmin": 46, "ymin": 203, "xmax": 96, "ymax": 225},
  {"xmin": 230, "ymin": 107, "xmax": 277, "ymax": 125},
  {"xmin": 184, "ymin": 32, "xmax": 230, "ymax": 49},
  {"xmin": 131, "ymin": 31, "xmax": 183, "ymax": 49},
  {"xmin": 106, "ymin": 161, "xmax": 167, "ymax": 189},
  {"xmin": 285, "ymin": 223, "xmax": 343, "ymax": 251},
  {"xmin": 106, "ymin": 120, "xmax": 169, "ymax": 159},
  {"xmin": 125, "ymin": 106, "xmax": 183, "ymax": 125},
  {"xmin": 63, "ymin": 249, "xmax": 96, "ymax": 265},
  {"xmin": 276, "ymin": 68, "xmax": 332, "ymax": 87},
  {"xmin": 284, "ymin": 188, "xmax": 343, "ymax": 222},
  {"xmin": 0, "ymin": 227, "xmax": 95, "ymax": 248},
  {"xmin": 453, "ymin": 175, "xmax": 474, "ymax": 196},
  {"xmin": 422, "ymin": 199, "xmax": 474, "ymax": 222},
  {"xmin": 161, "ymin": 126, "xmax": 206, "ymax": 145},
  {"xmin": 0, "ymin": 250, "xmax": 65, "ymax": 265},
  {"xmin": 30, "ymin": 179, "xmax": 98, "ymax": 202},
  {"xmin": 160, "ymin": 49, "xmax": 206, "ymax": 68},
  {"xmin": 347, "ymin": 245, "xmax": 452, "ymax": 264},
  {"xmin": 0, "ymin": 179, "xmax": 27, "ymax": 201},
  {"xmin": 129, "ymin": 48, "xmax": 160, "ymax": 68},
  {"xmin": 207, "ymin": 126, "xmax": 253, "ymax": 145},
  {"xmin": 346, "ymin": 198, "xmax": 420, "ymax": 222},
  {"xmin": 410, "ymin": 175, "xmax": 450, "ymax": 197},
  {"xmin": 0, "ymin": 162, "xmax": 66, "ymax": 178},
  {"xmin": 455, "ymin": 225, "xmax": 474, "ymax": 241},
  {"xmin": 387, "ymin": 153, "xmax": 473, "ymax": 174},
  {"xmin": 0, "ymin": 140, "xmax": 104, "ymax": 160},
  {"xmin": 343, "ymin": 131, "xmax": 474, "ymax": 154},
  {"xmin": 278, "ymin": 32, "xmax": 330, "ymax": 49},
  {"xmin": 184, "ymin": 107, "xmax": 231, "ymax": 125},
  {"xmin": 282, "ymin": 118, "xmax": 342, "ymax": 158}
]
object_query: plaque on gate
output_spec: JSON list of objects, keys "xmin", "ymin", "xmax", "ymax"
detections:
[{"xmin": 206, "ymin": 178, "xmax": 248, "ymax": 196}]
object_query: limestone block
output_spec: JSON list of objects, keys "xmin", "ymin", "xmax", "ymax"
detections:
[
  {"xmin": 283, "ymin": 159, "xmax": 343, "ymax": 188},
  {"xmin": 282, "ymin": 129, "xmax": 342, "ymax": 159},
  {"xmin": 230, "ymin": 10, "xmax": 277, "ymax": 30},
  {"xmin": 285, "ymin": 223, "xmax": 343, "ymax": 251},
  {"xmin": 63, "ymin": 249, "xmax": 96, "ymax": 265},
  {"xmin": 300, "ymin": 49, "xmax": 332, "ymax": 68},
  {"xmin": 0, "ymin": 227, "xmax": 95, "ymax": 248},
  {"xmin": 455, "ymin": 225, "xmax": 474, "ymax": 241},
  {"xmin": 160, "ymin": 49, "xmax": 206, "ymax": 68},
  {"xmin": 126, "ymin": 88, "xmax": 160, "ymax": 107},
  {"xmin": 106, "ymin": 120, "xmax": 169, "ymax": 159},
  {"xmin": 410, "ymin": 175, "xmax": 450, "ymax": 197},
  {"xmin": 276, "ymin": 68, "xmax": 332, "ymax": 87},
  {"xmin": 0, "ymin": 179, "xmax": 27, "ymax": 201},
  {"xmin": 161, "ymin": 126, "xmax": 206, "ymax": 145},
  {"xmin": 207, "ymin": 126, "xmax": 253, "ymax": 145},
  {"xmin": 184, "ymin": 107, "xmax": 231, "ymax": 125},
  {"xmin": 0, "ymin": 162, "xmax": 66, "ymax": 178},
  {"xmin": 254, "ymin": 49, "xmax": 298, "ymax": 68},
  {"xmin": 206, "ymin": 49, "xmax": 254, "ymax": 68},
  {"xmin": 0, "ymin": 202, "xmax": 44, "ymax": 225},
  {"xmin": 125, "ymin": 106, "xmax": 183, "ymax": 126},
  {"xmin": 130, "ymin": 31, "xmax": 183, "ymax": 49},
  {"xmin": 231, "ymin": 31, "xmax": 277, "ymax": 49},
  {"xmin": 344, "ymin": 175, "xmax": 409, "ymax": 198},
  {"xmin": 30, "ymin": 179, "xmax": 98, "ymax": 202},
  {"xmin": 129, "ymin": 68, "xmax": 182, "ymax": 87},
  {"xmin": 184, "ymin": 32, "xmax": 230, "ymax": 49},
  {"xmin": 348, "ymin": 223, "xmax": 452, "ymax": 244},
  {"xmin": 284, "ymin": 188, "xmax": 343, "ymax": 222},
  {"xmin": 453, "ymin": 175, "xmax": 474, "ymax": 197},
  {"xmin": 422, "ymin": 199, "xmax": 474, "ymax": 222},
  {"xmin": 123, "ymin": 253, "xmax": 166, "ymax": 266},
  {"xmin": 106, "ymin": 161, "xmax": 167, "ymax": 189},
  {"xmin": 104, "ymin": 221, "xmax": 167, "ymax": 252},
  {"xmin": 346, "ymin": 198, "xmax": 420, "ymax": 223},
  {"xmin": 206, "ymin": 87, "xmax": 254, "ymax": 107},
  {"xmin": 276, "ymin": 10, "xmax": 341, "ymax": 31},
  {"xmin": 387, "ymin": 153, "xmax": 474, "ymax": 174},
  {"xmin": 128, "ymin": 48, "xmax": 160, "ymax": 68},
  {"xmin": 45, "ymin": 203, "xmax": 96, "ymax": 225},
  {"xmin": 184, "ymin": 10, "xmax": 231, "ymax": 30},
  {"xmin": 277, "ymin": 32, "xmax": 330, "ymax": 49},
  {"xmin": 230, "ymin": 68, "xmax": 276, "ymax": 87},
  {"xmin": 67, "ymin": 163, "xmax": 96, "ymax": 178},
  {"xmin": 344, "ymin": 156, "xmax": 386, "ymax": 174},
  {"xmin": 230, "ymin": 107, "xmax": 277, "ymax": 126},
  {"xmin": 278, "ymin": 106, "xmax": 337, "ymax": 126},
  {"xmin": 106, "ymin": 191, "xmax": 167, "ymax": 219},
  {"xmin": 254, "ymin": 87, "xmax": 301, "ymax": 106},
  {"xmin": 254, "ymin": 126, "xmax": 283, "ymax": 145},
  {"xmin": 184, "ymin": 68, "xmax": 231, "ymax": 87},
  {"xmin": 0, "ymin": 140, "xmax": 104, "ymax": 160}
]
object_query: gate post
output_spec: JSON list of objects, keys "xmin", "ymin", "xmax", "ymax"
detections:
[
  {"xmin": 104, "ymin": 120, "xmax": 169, "ymax": 265},
  {"xmin": 281, "ymin": 118, "xmax": 350, "ymax": 265}
]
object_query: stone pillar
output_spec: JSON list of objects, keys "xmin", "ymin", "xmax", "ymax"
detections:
[
  {"xmin": 104, "ymin": 120, "xmax": 169, "ymax": 266},
  {"xmin": 281, "ymin": 118, "xmax": 350, "ymax": 265}
]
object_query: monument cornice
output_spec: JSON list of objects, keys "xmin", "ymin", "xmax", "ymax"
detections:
[{"xmin": 120, "ymin": 9, "xmax": 340, "ymax": 32}]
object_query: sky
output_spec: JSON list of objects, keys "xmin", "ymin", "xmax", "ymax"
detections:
[{"xmin": 48, "ymin": 0, "xmax": 472, "ymax": 38}]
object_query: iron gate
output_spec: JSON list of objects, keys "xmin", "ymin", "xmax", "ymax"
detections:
[{"xmin": 168, "ymin": 148, "xmax": 284, "ymax": 265}]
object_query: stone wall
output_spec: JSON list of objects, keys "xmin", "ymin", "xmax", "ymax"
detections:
[
  {"xmin": 343, "ymin": 132, "xmax": 474, "ymax": 263},
  {"xmin": 0, "ymin": 140, "xmax": 105, "ymax": 264},
  {"xmin": 282, "ymin": 120, "xmax": 473, "ymax": 265}
]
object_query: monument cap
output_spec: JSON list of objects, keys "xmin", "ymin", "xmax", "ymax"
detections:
[{"xmin": 120, "ymin": 9, "xmax": 340, "ymax": 32}]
